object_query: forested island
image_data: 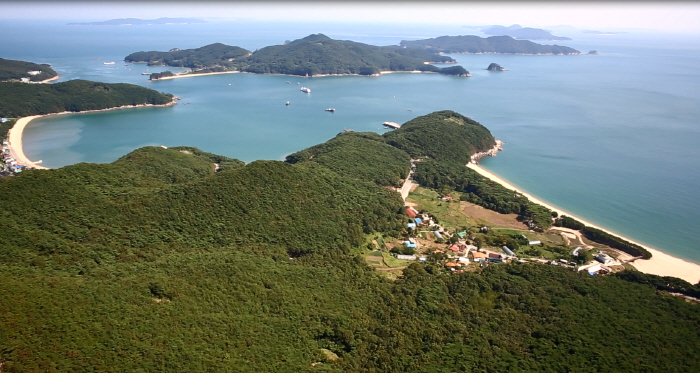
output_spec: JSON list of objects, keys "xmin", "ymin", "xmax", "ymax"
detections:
[
  {"xmin": 126, "ymin": 34, "xmax": 472, "ymax": 77},
  {"xmin": 400, "ymin": 35, "xmax": 580, "ymax": 55},
  {"xmin": 481, "ymin": 24, "xmax": 572, "ymax": 41},
  {"xmin": 0, "ymin": 80, "xmax": 174, "ymax": 117},
  {"xmin": 0, "ymin": 57, "xmax": 58, "ymax": 83},
  {"xmin": 2, "ymin": 105, "xmax": 700, "ymax": 371}
]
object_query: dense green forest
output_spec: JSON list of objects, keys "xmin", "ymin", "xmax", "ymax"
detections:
[
  {"xmin": 0, "ymin": 80, "xmax": 173, "ymax": 117},
  {"xmin": 125, "ymin": 34, "xmax": 471, "ymax": 77},
  {"xmin": 2, "ymin": 109, "xmax": 697, "ymax": 371},
  {"xmin": 0, "ymin": 57, "xmax": 58, "ymax": 82},
  {"xmin": 286, "ymin": 131, "xmax": 411, "ymax": 187},
  {"xmin": 125, "ymin": 42, "xmax": 251, "ymax": 68},
  {"xmin": 400, "ymin": 35, "xmax": 581, "ymax": 55},
  {"xmin": 384, "ymin": 110, "xmax": 496, "ymax": 164}
]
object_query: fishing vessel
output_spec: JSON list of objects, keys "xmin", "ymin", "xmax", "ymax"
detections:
[{"xmin": 300, "ymin": 87, "xmax": 311, "ymax": 93}]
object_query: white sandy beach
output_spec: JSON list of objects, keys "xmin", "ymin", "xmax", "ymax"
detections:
[
  {"xmin": 467, "ymin": 163, "xmax": 700, "ymax": 284},
  {"xmin": 7, "ymin": 116, "xmax": 50, "ymax": 170},
  {"xmin": 6, "ymin": 101, "xmax": 177, "ymax": 171},
  {"xmin": 152, "ymin": 71, "xmax": 240, "ymax": 80}
]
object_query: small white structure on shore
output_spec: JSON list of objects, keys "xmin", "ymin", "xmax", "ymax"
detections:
[
  {"xmin": 396, "ymin": 254, "xmax": 417, "ymax": 261},
  {"xmin": 595, "ymin": 253, "xmax": 615, "ymax": 265}
]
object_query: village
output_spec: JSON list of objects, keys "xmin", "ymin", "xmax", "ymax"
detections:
[{"xmin": 365, "ymin": 185, "xmax": 626, "ymax": 278}]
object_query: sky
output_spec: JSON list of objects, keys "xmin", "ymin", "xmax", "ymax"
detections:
[{"xmin": 3, "ymin": 1, "xmax": 700, "ymax": 33}]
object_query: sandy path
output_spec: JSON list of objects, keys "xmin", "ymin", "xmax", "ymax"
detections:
[{"xmin": 468, "ymin": 163, "xmax": 700, "ymax": 284}]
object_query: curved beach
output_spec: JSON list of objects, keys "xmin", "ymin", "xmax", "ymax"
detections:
[
  {"xmin": 8, "ymin": 116, "xmax": 50, "ymax": 170},
  {"xmin": 467, "ymin": 163, "xmax": 700, "ymax": 284},
  {"xmin": 6, "ymin": 101, "xmax": 177, "ymax": 170}
]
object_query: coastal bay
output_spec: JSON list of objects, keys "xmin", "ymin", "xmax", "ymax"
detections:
[{"xmin": 5, "ymin": 19, "xmax": 700, "ymax": 271}]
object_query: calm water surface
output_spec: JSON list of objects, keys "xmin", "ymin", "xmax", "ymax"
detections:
[{"xmin": 3, "ymin": 20, "xmax": 700, "ymax": 263}]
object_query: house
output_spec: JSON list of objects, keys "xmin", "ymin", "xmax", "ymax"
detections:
[
  {"xmin": 406, "ymin": 208, "xmax": 417, "ymax": 218},
  {"xmin": 414, "ymin": 218, "xmax": 422, "ymax": 225},
  {"xmin": 488, "ymin": 257, "xmax": 503, "ymax": 263},
  {"xmin": 418, "ymin": 257, "xmax": 427, "ymax": 262},
  {"xmin": 407, "ymin": 222, "xmax": 417, "ymax": 229},
  {"xmin": 458, "ymin": 257, "xmax": 470, "ymax": 264},
  {"xmin": 595, "ymin": 253, "xmax": 615, "ymax": 265},
  {"xmin": 445, "ymin": 262, "xmax": 460, "ymax": 268},
  {"xmin": 396, "ymin": 254, "xmax": 417, "ymax": 261},
  {"xmin": 472, "ymin": 251, "xmax": 488, "ymax": 261},
  {"xmin": 448, "ymin": 244, "xmax": 460, "ymax": 253},
  {"xmin": 528, "ymin": 240, "xmax": 541, "ymax": 245},
  {"xmin": 404, "ymin": 241, "xmax": 417, "ymax": 249}
]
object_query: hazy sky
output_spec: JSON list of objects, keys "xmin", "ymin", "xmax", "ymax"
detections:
[{"xmin": 3, "ymin": 1, "xmax": 700, "ymax": 33}]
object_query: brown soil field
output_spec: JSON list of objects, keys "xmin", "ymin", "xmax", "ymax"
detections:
[{"xmin": 461, "ymin": 202, "xmax": 528, "ymax": 230}]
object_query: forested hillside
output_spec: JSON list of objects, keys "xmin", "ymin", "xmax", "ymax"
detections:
[
  {"xmin": 0, "ymin": 57, "xmax": 58, "ymax": 82},
  {"xmin": 125, "ymin": 42, "xmax": 251, "ymax": 68},
  {"xmin": 286, "ymin": 131, "xmax": 411, "ymax": 187},
  {"xmin": 1, "ymin": 110, "xmax": 697, "ymax": 371},
  {"xmin": 0, "ymin": 80, "xmax": 173, "ymax": 117},
  {"xmin": 384, "ymin": 110, "xmax": 496, "ymax": 164},
  {"xmin": 241, "ymin": 33, "xmax": 454, "ymax": 76},
  {"xmin": 400, "ymin": 35, "xmax": 580, "ymax": 54},
  {"xmin": 125, "ymin": 34, "xmax": 468, "ymax": 77}
]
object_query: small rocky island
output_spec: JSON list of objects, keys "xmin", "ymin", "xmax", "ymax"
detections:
[{"xmin": 487, "ymin": 63, "xmax": 507, "ymax": 71}]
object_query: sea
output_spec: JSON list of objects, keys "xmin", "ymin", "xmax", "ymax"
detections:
[{"xmin": 2, "ymin": 19, "xmax": 699, "ymax": 264}]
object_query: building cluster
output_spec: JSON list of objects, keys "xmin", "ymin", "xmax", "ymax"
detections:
[
  {"xmin": 2, "ymin": 140, "xmax": 24, "ymax": 174},
  {"xmin": 396, "ymin": 206, "xmax": 621, "ymax": 277}
]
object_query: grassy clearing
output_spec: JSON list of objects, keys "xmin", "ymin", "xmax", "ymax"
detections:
[{"xmin": 407, "ymin": 187, "xmax": 474, "ymax": 230}]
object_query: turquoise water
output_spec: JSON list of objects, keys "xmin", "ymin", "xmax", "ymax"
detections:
[{"xmin": 3, "ymin": 20, "xmax": 700, "ymax": 264}]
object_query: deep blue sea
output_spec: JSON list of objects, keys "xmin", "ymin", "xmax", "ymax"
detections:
[{"xmin": 2, "ymin": 20, "xmax": 699, "ymax": 263}]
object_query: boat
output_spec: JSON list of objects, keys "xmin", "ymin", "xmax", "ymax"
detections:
[
  {"xmin": 383, "ymin": 121, "xmax": 401, "ymax": 130},
  {"xmin": 300, "ymin": 87, "xmax": 311, "ymax": 93},
  {"xmin": 286, "ymin": 101, "xmax": 290, "ymax": 106},
  {"xmin": 141, "ymin": 72, "xmax": 151, "ymax": 75},
  {"xmin": 325, "ymin": 108, "xmax": 336, "ymax": 112},
  {"xmin": 103, "ymin": 62, "xmax": 115, "ymax": 65}
]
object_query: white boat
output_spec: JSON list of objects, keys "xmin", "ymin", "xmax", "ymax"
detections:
[
  {"xmin": 286, "ymin": 101, "xmax": 290, "ymax": 106},
  {"xmin": 325, "ymin": 108, "xmax": 336, "ymax": 112},
  {"xmin": 141, "ymin": 72, "xmax": 151, "ymax": 75},
  {"xmin": 103, "ymin": 62, "xmax": 115, "ymax": 65},
  {"xmin": 300, "ymin": 87, "xmax": 311, "ymax": 93}
]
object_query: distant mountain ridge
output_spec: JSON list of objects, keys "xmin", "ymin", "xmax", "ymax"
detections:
[
  {"xmin": 400, "ymin": 35, "xmax": 580, "ymax": 55},
  {"xmin": 68, "ymin": 17, "xmax": 206, "ymax": 26},
  {"xmin": 481, "ymin": 24, "xmax": 571, "ymax": 41}
]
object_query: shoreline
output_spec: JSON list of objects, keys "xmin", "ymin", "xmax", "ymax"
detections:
[
  {"xmin": 467, "ymin": 163, "xmax": 700, "ymax": 284},
  {"xmin": 150, "ymin": 69, "xmax": 455, "ymax": 81},
  {"xmin": 151, "ymin": 70, "xmax": 241, "ymax": 81},
  {"xmin": 6, "ymin": 100, "xmax": 177, "ymax": 170}
]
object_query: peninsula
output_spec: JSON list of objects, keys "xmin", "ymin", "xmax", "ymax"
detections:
[
  {"xmin": 2, "ymin": 109, "xmax": 700, "ymax": 371},
  {"xmin": 0, "ymin": 57, "xmax": 58, "ymax": 83}
]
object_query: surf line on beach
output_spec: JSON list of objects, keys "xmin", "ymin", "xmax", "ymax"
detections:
[
  {"xmin": 466, "ymin": 162, "xmax": 700, "ymax": 284},
  {"xmin": 6, "ymin": 100, "xmax": 177, "ymax": 170}
]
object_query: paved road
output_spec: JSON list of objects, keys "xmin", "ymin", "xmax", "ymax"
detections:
[{"xmin": 399, "ymin": 160, "xmax": 418, "ymax": 201}]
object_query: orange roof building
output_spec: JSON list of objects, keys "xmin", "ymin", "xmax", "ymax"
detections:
[{"xmin": 472, "ymin": 252, "xmax": 488, "ymax": 260}]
